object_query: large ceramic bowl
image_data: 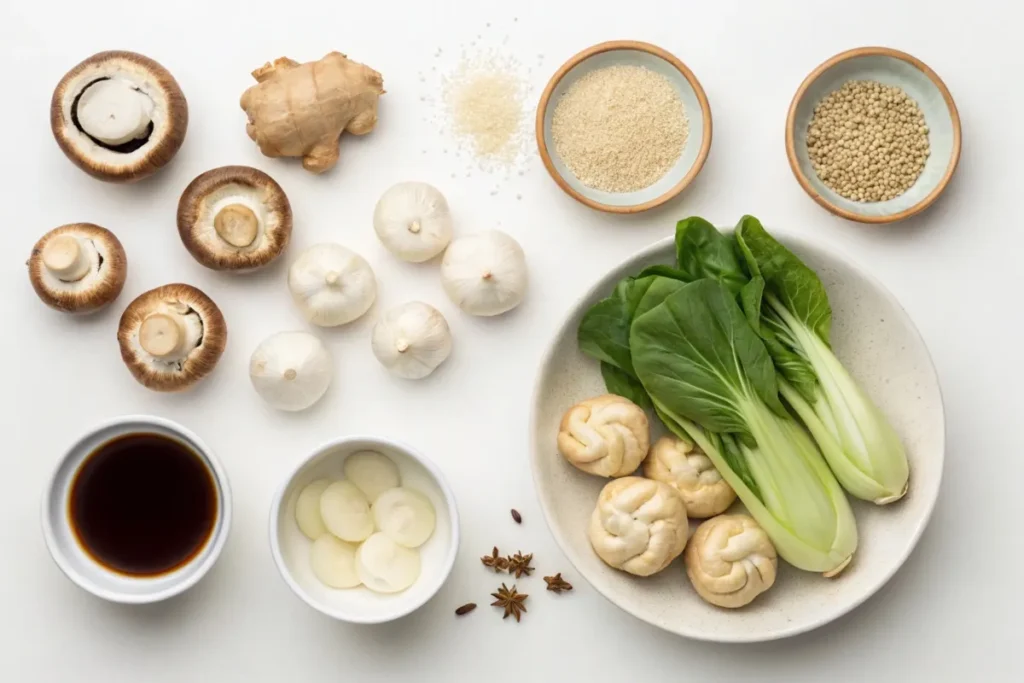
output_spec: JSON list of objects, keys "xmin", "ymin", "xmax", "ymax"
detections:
[{"xmin": 529, "ymin": 232, "xmax": 944, "ymax": 642}]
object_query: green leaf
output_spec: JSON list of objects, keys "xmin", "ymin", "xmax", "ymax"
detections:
[
  {"xmin": 630, "ymin": 279, "xmax": 786, "ymax": 436},
  {"xmin": 578, "ymin": 295, "xmax": 635, "ymax": 373},
  {"xmin": 735, "ymin": 215, "xmax": 832, "ymax": 343},
  {"xmin": 739, "ymin": 277, "xmax": 765, "ymax": 332},
  {"xmin": 601, "ymin": 362, "xmax": 651, "ymax": 408},
  {"xmin": 635, "ymin": 264, "xmax": 693, "ymax": 281},
  {"xmin": 634, "ymin": 277, "xmax": 687, "ymax": 320},
  {"xmin": 674, "ymin": 217, "xmax": 749, "ymax": 296}
]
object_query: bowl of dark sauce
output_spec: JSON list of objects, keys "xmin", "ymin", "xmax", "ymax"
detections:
[{"xmin": 42, "ymin": 416, "xmax": 232, "ymax": 604}]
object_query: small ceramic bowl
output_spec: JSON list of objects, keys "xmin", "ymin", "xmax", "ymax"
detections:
[
  {"xmin": 786, "ymin": 46, "xmax": 962, "ymax": 224},
  {"xmin": 41, "ymin": 415, "xmax": 232, "ymax": 604},
  {"xmin": 536, "ymin": 40, "xmax": 712, "ymax": 214},
  {"xmin": 269, "ymin": 435, "xmax": 459, "ymax": 623}
]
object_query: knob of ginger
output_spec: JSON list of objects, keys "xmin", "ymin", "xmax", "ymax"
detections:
[{"xmin": 239, "ymin": 52, "xmax": 384, "ymax": 174}]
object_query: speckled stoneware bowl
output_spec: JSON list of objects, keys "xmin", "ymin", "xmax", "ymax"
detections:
[
  {"xmin": 786, "ymin": 47, "xmax": 961, "ymax": 224},
  {"xmin": 536, "ymin": 40, "xmax": 712, "ymax": 214},
  {"xmin": 530, "ymin": 232, "xmax": 944, "ymax": 642}
]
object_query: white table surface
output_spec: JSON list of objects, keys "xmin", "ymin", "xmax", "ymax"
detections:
[{"xmin": 1, "ymin": 0, "xmax": 1017, "ymax": 680}]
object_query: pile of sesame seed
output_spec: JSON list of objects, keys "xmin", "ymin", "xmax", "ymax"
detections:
[
  {"xmin": 806, "ymin": 80, "xmax": 930, "ymax": 203},
  {"xmin": 551, "ymin": 65, "xmax": 688, "ymax": 193}
]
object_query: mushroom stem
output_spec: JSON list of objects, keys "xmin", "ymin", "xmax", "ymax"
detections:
[
  {"xmin": 42, "ymin": 235, "xmax": 92, "ymax": 282},
  {"xmin": 139, "ymin": 312, "xmax": 189, "ymax": 359},
  {"xmin": 76, "ymin": 78, "xmax": 153, "ymax": 146},
  {"xmin": 214, "ymin": 204, "xmax": 259, "ymax": 248},
  {"xmin": 408, "ymin": 220, "xmax": 421, "ymax": 234},
  {"xmin": 324, "ymin": 271, "xmax": 341, "ymax": 286},
  {"xmin": 283, "ymin": 368, "xmax": 298, "ymax": 380},
  {"xmin": 396, "ymin": 339, "xmax": 410, "ymax": 353}
]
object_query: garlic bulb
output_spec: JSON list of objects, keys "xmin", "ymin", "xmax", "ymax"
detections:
[
  {"xmin": 288, "ymin": 243, "xmax": 377, "ymax": 326},
  {"xmin": 440, "ymin": 230, "xmax": 527, "ymax": 316},
  {"xmin": 684, "ymin": 515, "xmax": 778, "ymax": 608},
  {"xmin": 249, "ymin": 331, "xmax": 333, "ymax": 411},
  {"xmin": 373, "ymin": 182, "xmax": 453, "ymax": 262},
  {"xmin": 371, "ymin": 302, "xmax": 452, "ymax": 379}
]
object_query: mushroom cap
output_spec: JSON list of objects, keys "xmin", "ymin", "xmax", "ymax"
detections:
[
  {"xmin": 177, "ymin": 165, "xmax": 292, "ymax": 271},
  {"xmin": 27, "ymin": 223, "xmax": 127, "ymax": 313},
  {"xmin": 117, "ymin": 283, "xmax": 227, "ymax": 392},
  {"xmin": 51, "ymin": 51, "xmax": 188, "ymax": 182}
]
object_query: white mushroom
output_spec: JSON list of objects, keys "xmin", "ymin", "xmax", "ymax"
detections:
[
  {"xmin": 588, "ymin": 476, "xmax": 689, "ymax": 577},
  {"xmin": 288, "ymin": 244, "xmax": 377, "ymax": 326},
  {"xmin": 557, "ymin": 394, "xmax": 650, "ymax": 477},
  {"xmin": 684, "ymin": 514, "xmax": 778, "ymax": 608},
  {"xmin": 178, "ymin": 166, "xmax": 292, "ymax": 271},
  {"xmin": 117, "ymin": 284, "xmax": 227, "ymax": 392},
  {"xmin": 373, "ymin": 181, "xmax": 453, "ymax": 262},
  {"xmin": 440, "ymin": 230, "xmax": 527, "ymax": 316},
  {"xmin": 355, "ymin": 532, "xmax": 421, "ymax": 593},
  {"xmin": 249, "ymin": 331, "xmax": 332, "ymax": 412},
  {"xmin": 27, "ymin": 223, "xmax": 127, "ymax": 314},
  {"xmin": 371, "ymin": 302, "xmax": 452, "ymax": 379},
  {"xmin": 50, "ymin": 51, "xmax": 188, "ymax": 182},
  {"xmin": 643, "ymin": 436, "xmax": 736, "ymax": 518}
]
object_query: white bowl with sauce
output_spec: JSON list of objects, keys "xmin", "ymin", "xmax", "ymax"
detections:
[
  {"xmin": 40, "ymin": 415, "xmax": 233, "ymax": 604},
  {"xmin": 269, "ymin": 435, "xmax": 459, "ymax": 623}
]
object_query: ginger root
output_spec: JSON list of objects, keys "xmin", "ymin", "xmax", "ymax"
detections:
[{"xmin": 240, "ymin": 52, "xmax": 384, "ymax": 174}]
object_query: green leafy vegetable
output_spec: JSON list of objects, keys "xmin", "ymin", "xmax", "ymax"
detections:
[
  {"xmin": 600, "ymin": 362, "xmax": 651, "ymax": 408},
  {"xmin": 674, "ymin": 217, "xmax": 748, "ymax": 295}
]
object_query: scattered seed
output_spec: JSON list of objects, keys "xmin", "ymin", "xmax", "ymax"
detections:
[
  {"xmin": 511, "ymin": 509, "xmax": 522, "ymax": 524},
  {"xmin": 455, "ymin": 602, "xmax": 477, "ymax": 616}
]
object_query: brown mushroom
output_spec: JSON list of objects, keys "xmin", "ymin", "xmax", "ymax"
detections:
[
  {"xmin": 51, "ymin": 51, "xmax": 188, "ymax": 182},
  {"xmin": 27, "ymin": 223, "xmax": 127, "ymax": 313},
  {"xmin": 117, "ymin": 284, "xmax": 227, "ymax": 392},
  {"xmin": 177, "ymin": 166, "xmax": 292, "ymax": 271}
]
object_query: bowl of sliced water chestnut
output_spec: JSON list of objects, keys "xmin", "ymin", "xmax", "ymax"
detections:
[{"xmin": 269, "ymin": 435, "xmax": 459, "ymax": 623}]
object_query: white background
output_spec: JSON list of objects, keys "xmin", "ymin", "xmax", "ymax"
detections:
[{"xmin": 0, "ymin": 0, "xmax": 1017, "ymax": 680}]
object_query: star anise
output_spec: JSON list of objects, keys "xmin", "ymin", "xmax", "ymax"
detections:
[
  {"xmin": 490, "ymin": 583, "xmax": 528, "ymax": 622},
  {"xmin": 480, "ymin": 546, "xmax": 509, "ymax": 573},
  {"xmin": 544, "ymin": 573, "xmax": 573, "ymax": 594},
  {"xmin": 506, "ymin": 551, "xmax": 534, "ymax": 578}
]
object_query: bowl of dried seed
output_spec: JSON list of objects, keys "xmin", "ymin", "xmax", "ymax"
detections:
[
  {"xmin": 536, "ymin": 40, "xmax": 712, "ymax": 214},
  {"xmin": 786, "ymin": 46, "xmax": 961, "ymax": 224}
]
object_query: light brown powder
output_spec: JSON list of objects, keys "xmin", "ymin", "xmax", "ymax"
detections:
[{"xmin": 551, "ymin": 65, "xmax": 689, "ymax": 193}]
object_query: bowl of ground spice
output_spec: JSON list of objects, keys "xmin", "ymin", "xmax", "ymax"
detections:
[
  {"xmin": 787, "ymin": 46, "xmax": 961, "ymax": 224},
  {"xmin": 536, "ymin": 40, "xmax": 712, "ymax": 214}
]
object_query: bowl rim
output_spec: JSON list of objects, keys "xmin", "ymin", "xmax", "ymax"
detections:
[
  {"xmin": 785, "ymin": 45, "xmax": 962, "ymax": 225},
  {"xmin": 528, "ymin": 229, "xmax": 946, "ymax": 642},
  {"xmin": 267, "ymin": 433, "xmax": 461, "ymax": 624},
  {"xmin": 39, "ymin": 414, "xmax": 233, "ymax": 605},
  {"xmin": 535, "ymin": 39, "xmax": 713, "ymax": 214}
]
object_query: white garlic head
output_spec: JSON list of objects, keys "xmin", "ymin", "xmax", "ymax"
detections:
[
  {"xmin": 684, "ymin": 514, "xmax": 778, "ymax": 608},
  {"xmin": 643, "ymin": 436, "xmax": 736, "ymax": 518},
  {"xmin": 288, "ymin": 243, "xmax": 377, "ymax": 326},
  {"xmin": 557, "ymin": 394, "xmax": 650, "ymax": 477},
  {"xmin": 249, "ymin": 331, "xmax": 333, "ymax": 411},
  {"xmin": 588, "ymin": 476, "xmax": 688, "ymax": 577},
  {"xmin": 373, "ymin": 182, "xmax": 453, "ymax": 262},
  {"xmin": 440, "ymin": 230, "xmax": 527, "ymax": 316},
  {"xmin": 371, "ymin": 301, "xmax": 452, "ymax": 379}
]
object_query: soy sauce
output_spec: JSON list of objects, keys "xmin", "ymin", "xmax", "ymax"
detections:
[{"xmin": 68, "ymin": 432, "xmax": 218, "ymax": 577}]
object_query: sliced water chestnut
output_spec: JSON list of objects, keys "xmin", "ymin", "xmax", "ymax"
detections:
[
  {"xmin": 343, "ymin": 451, "xmax": 400, "ymax": 502},
  {"xmin": 295, "ymin": 479, "xmax": 331, "ymax": 540},
  {"xmin": 310, "ymin": 535, "xmax": 361, "ymax": 589},
  {"xmin": 372, "ymin": 487, "xmax": 436, "ymax": 548},
  {"xmin": 319, "ymin": 480, "xmax": 373, "ymax": 543},
  {"xmin": 355, "ymin": 532, "xmax": 421, "ymax": 594}
]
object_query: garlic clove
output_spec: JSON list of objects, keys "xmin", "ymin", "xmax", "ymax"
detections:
[
  {"xmin": 355, "ymin": 532, "xmax": 421, "ymax": 593},
  {"xmin": 310, "ymin": 535, "xmax": 361, "ymax": 588},
  {"xmin": 373, "ymin": 182, "xmax": 453, "ymax": 263},
  {"xmin": 288, "ymin": 243, "xmax": 377, "ymax": 327},
  {"xmin": 372, "ymin": 487, "xmax": 436, "ymax": 549},
  {"xmin": 295, "ymin": 478, "xmax": 331, "ymax": 540},
  {"xmin": 249, "ymin": 331, "xmax": 333, "ymax": 412},
  {"xmin": 343, "ymin": 451, "xmax": 400, "ymax": 502},
  {"xmin": 370, "ymin": 301, "xmax": 452, "ymax": 379},
  {"xmin": 440, "ymin": 230, "xmax": 527, "ymax": 316},
  {"xmin": 319, "ymin": 480, "xmax": 374, "ymax": 543}
]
